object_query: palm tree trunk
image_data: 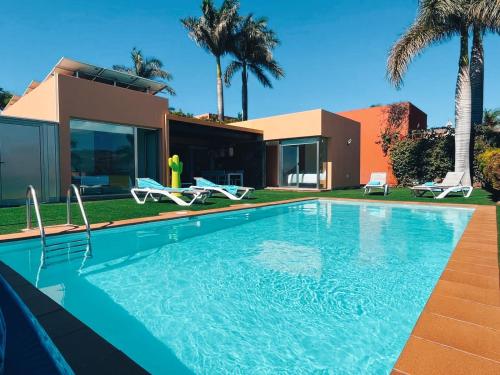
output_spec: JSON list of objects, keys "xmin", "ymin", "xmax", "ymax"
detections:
[
  {"xmin": 241, "ymin": 64, "xmax": 248, "ymax": 121},
  {"xmin": 216, "ymin": 56, "xmax": 225, "ymax": 121},
  {"xmin": 470, "ymin": 25, "xmax": 484, "ymax": 126},
  {"xmin": 454, "ymin": 26, "xmax": 472, "ymax": 186},
  {"xmin": 469, "ymin": 25, "xmax": 484, "ymax": 183}
]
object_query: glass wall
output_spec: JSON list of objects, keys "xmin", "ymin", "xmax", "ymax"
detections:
[
  {"xmin": 137, "ymin": 128, "xmax": 159, "ymax": 181},
  {"xmin": 70, "ymin": 119, "xmax": 158, "ymax": 195},
  {"xmin": 279, "ymin": 137, "xmax": 327, "ymax": 189}
]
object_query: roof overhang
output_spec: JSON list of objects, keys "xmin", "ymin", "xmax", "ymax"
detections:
[
  {"xmin": 45, "ymin": 57, "xmax": 168, "ymax": 95},
  {"xmin": 167, "ymin": 113, "xmax": 263, "ymax": 134}
]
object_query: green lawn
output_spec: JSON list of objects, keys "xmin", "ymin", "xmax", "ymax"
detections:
[{"xmin": 0, "ymin": 188, "xmax": 496, "ymax": 236}]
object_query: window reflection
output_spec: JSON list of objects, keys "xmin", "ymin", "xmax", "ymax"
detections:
[{"xmin": 70, "ymin": 119, "xmax": 135, "ymax": 195}]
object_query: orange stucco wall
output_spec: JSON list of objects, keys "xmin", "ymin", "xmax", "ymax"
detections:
[
  {"xmin": 321, "ymin": 111, "xmax": 360, "ymax": 188},
  {"xmin": 338, "ymin": 102, "xmax": 427, "ymax": 186},
  {"xmin": 2, "ymin": 76, "xmax": 59, "ymax": 122},
  {"xmin": 56, "ymin": 74, "xmax": 169, "ymax": 194},
  {"xmin": 237, "ymin": 109, "xmax": 360, "ymax": 188}
]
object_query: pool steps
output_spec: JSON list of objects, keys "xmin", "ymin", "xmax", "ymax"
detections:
[{"xmin": 24, "ymin": 184, "xmax": 92, "ymax": 268}]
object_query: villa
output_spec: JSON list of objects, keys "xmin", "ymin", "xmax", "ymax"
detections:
[
  {"xmin": 0, "ymin": 58, "xmax": 498, "ymax": 375},
  {"xmin": 0, "ymin": 58, "xmax": 426, "ymax": 205}
]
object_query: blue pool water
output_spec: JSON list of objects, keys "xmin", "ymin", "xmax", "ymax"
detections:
[{"xmin": 0, "ymin": 200, "xmax": 473, "ymax": 374}]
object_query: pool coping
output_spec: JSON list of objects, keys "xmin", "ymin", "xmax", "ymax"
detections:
[
  {"xmin": 0, "ymin": 197, "xmax": 498, "ymax": 373},
  {"xmin": 392, "ymin": 204, "xmax": 500, "ymax": 374}
]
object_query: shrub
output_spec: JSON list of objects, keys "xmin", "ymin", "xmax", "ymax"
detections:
[
  {"xmin": 389, "ymin": 129, "xmax": 454, "ymax": 186},
  {"xmin": 473, "ymin": 125, "xmax": 500, "ymax": 184},
  {"xmin": 378, "ymin": 103, "xmax": 409, "ymax": 156},
  {"xmin": 389, "ymin": 138, "xmax": 423, "ymax": 186},
  {"xmin": 478, "ymin": 148, "xmax": 500, "ymax": 191}
]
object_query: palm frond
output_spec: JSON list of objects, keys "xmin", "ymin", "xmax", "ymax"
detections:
[
  {"xmin": 470, "ymin": 0, "xmax": 500, "ymax": 29},
  {"xmin": 224, "ymin": 60, "xmax": 242, "ymax": 86},
  {"xmin": 146, "ymin": 58, "xmax": 174, "ymax": 81},
  {"xmin": 387, "ymin": 17, "xmax": 454, "ymax": 88},
  {"xmin": 260, "ymin": 59, "xmax": 285, "ymax": 80},
  {"xmin": 113, "ymin": 48, "xmax": 175, "ymax": 95},
  {"xmin": 161, "ymin": 84, "xmax": 176, "ymax": 96},
  {"xmin": 248, "ymin": 64, "xmax": 273, "ymax": 88}
]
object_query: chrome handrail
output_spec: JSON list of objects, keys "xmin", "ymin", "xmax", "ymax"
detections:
[
  {"xmin": 25, "ymin": 185, "xmax": 46, "ymax": 246},
  {"xmin": 67, "ymin": 185, "xmax": 92, "ymax": 256}
]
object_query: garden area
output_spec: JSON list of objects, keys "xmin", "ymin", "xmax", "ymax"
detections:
[{"xmin": 0, "ymin": 188, "xmax": 496, "ymax": 236}]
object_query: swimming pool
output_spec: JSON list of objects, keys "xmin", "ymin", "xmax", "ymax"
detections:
[{"xmin": 0, "ymin": 200, "xmax": 473, "ymax": 374}]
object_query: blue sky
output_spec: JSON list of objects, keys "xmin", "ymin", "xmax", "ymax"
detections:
[{"xmin": 1, "ymin": 0, "xmax": 499, "ymax": 127}]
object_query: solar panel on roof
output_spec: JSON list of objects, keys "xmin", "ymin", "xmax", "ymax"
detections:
[{"xmin": 45, "ymin": 57, "xmax": 167, "ymax": 95}]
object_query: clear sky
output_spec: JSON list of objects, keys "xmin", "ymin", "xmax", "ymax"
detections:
[{"xmin": 1, "ymin": 0, "xmax": 499, "ymax": 127}]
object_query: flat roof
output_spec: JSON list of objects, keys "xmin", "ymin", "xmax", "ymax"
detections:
[
  {"xmin": 45, "ymin": 57, "xmax": 168, "ymax": 95},
  {"xmin": 167, "ymin": 113, "xmax": 263, "ymax": 134}
]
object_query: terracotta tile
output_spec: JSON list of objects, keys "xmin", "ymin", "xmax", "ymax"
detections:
[
  {"xmin": 446, "ymin": 261, "xmax": 499, "ymax": 278},
  {"xmin": 434, "ymin": 280, "xmax": 500, "ymax": 306},
  {"xmin": 452, "ymin": 248, "xmax": 499, "ymax": 260},
  {"xmin": 457, "ymin": 241, "xmax": 498, "ymax": 252},
  {"xmin": 395, "ymin": 336, "xmax": 500, "ymax": 375},
  {"xmin": 448, "ymin": 254, "xmax": 498, "ymax": 267},
  {"xmin": 413, "ymin": 312, "xmax": 500, "ymax": 361},
  {"xmin": 391, "ymin": 370, "xmax": 408, "ymax": 375},
  {"xmin": 440, "ymin": 269, "xmax": 499, "ymax": 289},
  {"xmin": 425, "ymin": 294, "xmax": 500, "ymax": 331}
]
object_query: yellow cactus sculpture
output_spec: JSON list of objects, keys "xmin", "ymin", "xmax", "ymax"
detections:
[{"xmin": 168, "ymin": 154, "xmax": 183, "ymax": 189}]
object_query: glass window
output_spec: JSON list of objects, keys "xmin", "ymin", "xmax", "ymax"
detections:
[
  {"xmin": 70, "ymin": 119, "xmax": 135, "ymax": 195},
  {"xmin": 278, "ymin": 137, "xmax": 328, "ymax": 189}
]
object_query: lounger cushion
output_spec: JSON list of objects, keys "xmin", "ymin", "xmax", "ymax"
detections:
[
  {"xmin": 424, "ymin": 182, "xmax": 436, "ymax": 186},
  {"xmin": 137, "ymin": 178, "xmax": 166, "ymax": 190},
  {"xmin": 195, "ymin": 178, "xmax": 239, "ymax": 196},
  {"xmin": 137, "ymin": 178, "xmax": 187, "ymax": 192},
  {"xmin": 367, "ymin": 180, "xmax": 382, "ymax": 186}
]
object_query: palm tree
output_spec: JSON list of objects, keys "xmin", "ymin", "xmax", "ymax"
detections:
[
  {"xmin": 483, "ymin": 108, "xmax": 500, "ymax": 128},
  {"xmin": 470, "ymin": 25, "xmax": 484, "ymax": 126},
  {"xmin": 224, "ymin": 15, "xmax": 284, "ymax": 121},
  {"xmin": 0, "ymin": 88, "xmax": 13, "ymax": 110},
  {"xmin": 181, "ymin": 0, "xmax": 240, "ymax": 121},
  {"xmin": 470, "ymin": 1, "xmax": 500, "ymax": 125},
  {"xmin": 113, "ymin": 48, "xmax": 175, "ymax": 96},
  {"xmin": 387, "ymin": 0, "xmax": 498, "ymax": 186}
]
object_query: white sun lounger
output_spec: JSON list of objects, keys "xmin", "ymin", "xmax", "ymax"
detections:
[
  {"xmin": 410, "ymin": 172, "xmax": 473, "ymax": 199},
  {"xmin": 131, "ymin": 178, "xmax": 209, "ymax": 206},
  {"xmin": 191, "ymin": 177, "xmax": 254, "ymax": 200},
  {"xmin": 363, "ymin": 172, "xmax": 389, "ymax": 195}
]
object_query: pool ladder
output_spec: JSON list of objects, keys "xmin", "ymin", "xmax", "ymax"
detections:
[{"xmin": 26, "ymin": 184, "xmax": 92, "ymax": 268}]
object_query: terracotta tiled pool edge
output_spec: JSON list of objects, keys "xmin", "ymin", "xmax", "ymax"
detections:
[{"xmin": 393, "ymin": 205, "xmax": 500, "ymax": 374}]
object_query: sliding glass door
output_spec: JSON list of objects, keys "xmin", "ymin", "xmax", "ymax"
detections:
[
  {"xmin": 70, "ymin": 119, "xmax": 159, "ymax": 195},
  {"xmin": 279, "ymin": 137, "xmax": 327, "ymax": 189},
  {"xmin": 281, "ymin": 145, "xmax": 299, "ymax": 187}
]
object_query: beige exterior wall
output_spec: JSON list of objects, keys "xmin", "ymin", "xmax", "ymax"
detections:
[
  {"xmin": 236, "ymin": 109, "xmax": 360, "ymax": 188},
  {"xmin": 56, "ymin": 74, "xmax": 169, "ymax": 194},
  {"xmin": 238, "ymin": 109, "xmax": 323, "ymax": 140},
  {"xmin": 2, "ymin": 76, "xmax": 59, "ymax": 122}
]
